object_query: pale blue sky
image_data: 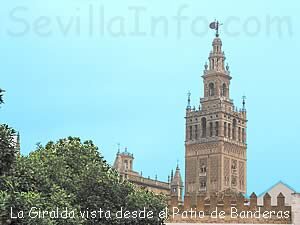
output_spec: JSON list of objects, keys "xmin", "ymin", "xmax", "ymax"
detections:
[{"xmin": 0, "ymin": 0, "xmax": 299, "ymax": 195}]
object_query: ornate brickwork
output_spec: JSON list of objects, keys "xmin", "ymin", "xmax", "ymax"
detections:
[
  {"xmin": 239, "ymin": 161, "xmax": 245, "ymax": 191},
  {"xmin": 224, "ymin": 157, "xmax": 230, "ymax": 187}
]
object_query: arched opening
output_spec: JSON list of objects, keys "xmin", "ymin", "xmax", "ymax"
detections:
[
  {"xmin": 222, "ymin": 83, "xmax": 227, "ymax": 97},
  {"xmin": 124, "ymin": 160, "xmax": 128, "ymax": 171},
  {"xmin": 201, "ymin": 117, "xmax": 207, "ymax": 138},
  {"xmin": 209, "ymin": 83, "xmax": 215, "ymax": 96},
  {"xmin": 215, "ymin": 121, "xmax": 219, "ymax": 136},
  {"xmin": 129, "ymin": 160, "xmax": 132, "ymax": 170},
  {"xmin": 242, "ymin": 128, "xmax": 245, "ymax": 143},
  {"xmin": 189, "ymin": 126, "xmax": 193, "ymax": 140},
  {"xmin": 200, "ymin": 165, "xmax": 207, "ymax": 173}
]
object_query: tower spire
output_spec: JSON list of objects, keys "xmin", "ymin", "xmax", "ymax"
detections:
[
  {"xmin": 170, "ymin": 164, "xmax": 184, "ymax": 204},
  {"xmin": 206, "ymin": 22, "xmax": 227, "ymax": 73}
]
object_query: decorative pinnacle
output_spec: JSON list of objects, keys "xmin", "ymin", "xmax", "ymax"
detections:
[
  {"xmin": 117, "ymin": 143, "xmax": 120, "ymax": 154},
  {"xmin": 242, "ymin": 95, "xmax": 247, "ymax": 111},
  {"xmin": 226, "ymin": 63, "xmax": 230, "ymax": 71},
  {"xmin": 186, "ymin": 91, "xmax": 191, "ymax": 110}
]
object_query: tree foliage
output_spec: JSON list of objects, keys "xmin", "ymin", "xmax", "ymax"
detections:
[
  {"xmin": 0, "ymin": 137, "xmax": 167, "ymax": 225},
  {"xmin": 0, "ymin": 124, "xmax": 17, "ymax": 176},
  {"xmin": 0, "ymin": 88, "xmax": 4, "ymax": 105}
]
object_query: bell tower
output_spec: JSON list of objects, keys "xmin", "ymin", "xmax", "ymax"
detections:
[{"xmin": 184, "ymin": 25, "xmax": 247, "ymax": 206}]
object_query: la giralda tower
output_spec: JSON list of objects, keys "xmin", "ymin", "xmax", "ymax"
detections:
[{"xmin": 184, "ymin": 23, "xmax": 247, "ymax": 205}]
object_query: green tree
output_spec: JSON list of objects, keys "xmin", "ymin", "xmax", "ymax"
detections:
[
  {"xmin": 0, "ymin": 88, "xmax": 17, "ymax": 176},
  {"xmin": 1, "ymin": 137, "xmax": 167, "ymax": 225},
  {"xmin": 0, "ymin": 124, "xmax": 17, "ymax": 176},
  {"xmin": 0, "ymin": 88, "xmax": 5, "ymax": 105}
]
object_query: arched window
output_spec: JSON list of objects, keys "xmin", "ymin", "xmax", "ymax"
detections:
[
  {"xmin": 215, "ymin": 121, "xmax": 219, "ymax": 136},
  {"xmin": 222, "ymin": 83, "xmax": 227, "ymax": 97},
  {"xmin": 124, "ymin": 160, "xmax": 128, "ymax": 170},
  {"xmin": 195, "ymin": 125, "xmax": 198, "ymax": 139},
  {"xmin": 201, "ymin": 117, "xmax": 207, "ymax": 138},
  {"xmin": 242, "ymin": 128, "xmax": 245, "ymax": 143},
  {"xmin": 200, "ymin": 165, "xmax": 207, "ymax": 173},
  {"xmin": 209, "ymin": 83, "xmax": 215, "ymax": 96}
]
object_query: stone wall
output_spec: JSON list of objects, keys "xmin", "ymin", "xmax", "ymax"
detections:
[
  {"xmin": 169, "ymin": 190, "xmax": 292, "ymax": 224},
  {"xmin": 291, "ymin": 193, "xmax": 300, "ymax": 225}
]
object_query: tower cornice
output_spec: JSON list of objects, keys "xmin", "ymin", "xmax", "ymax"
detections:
[{"xmin": 202, "ymin": 71, "xmax": 232, "ymax": 80}]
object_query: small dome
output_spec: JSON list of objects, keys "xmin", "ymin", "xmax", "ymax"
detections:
[{"xmin": 212, "ymin": 37, "xmax": 222, "ymax": 45}]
